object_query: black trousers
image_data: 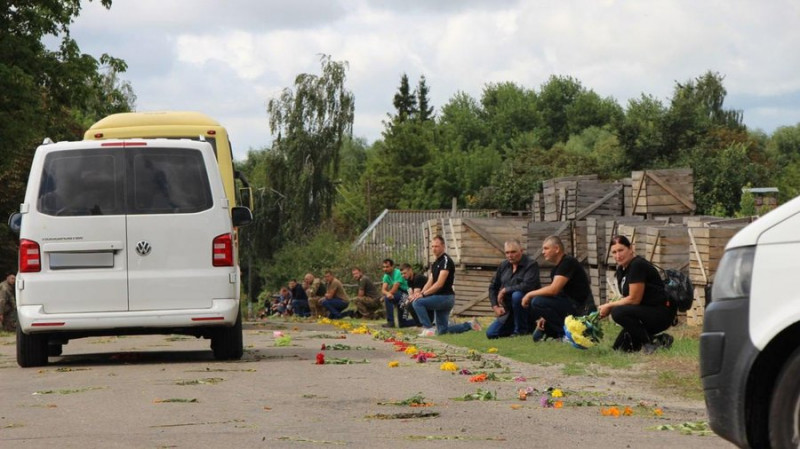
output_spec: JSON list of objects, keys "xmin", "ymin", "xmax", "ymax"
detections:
[{"xmin": 610, "ymin": 304, "xmax": 673, "ymax": 351}]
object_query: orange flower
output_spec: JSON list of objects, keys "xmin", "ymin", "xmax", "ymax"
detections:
[
  {"xmin": 653, "ymin": 408, "xmax": 663, "ymax": 416},
  {"xmin": 469, "ymin": 373, "xmax": 488, "ymax": 383},
  {"xmin": 601, "ymin": 407, "xmax": 620, "ymax": 417},
  {"xmin": 623, "ymin": 406, "xmax": 634, "ymax": 416},
  {"xmin": 553, "ymin": 400, "xmax": 564, "ymax": 409}
]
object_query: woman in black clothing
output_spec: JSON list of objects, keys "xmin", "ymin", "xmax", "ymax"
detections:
[{"xmin": 598, "ymin": 235, "xmax": 675, "ymax": 353}]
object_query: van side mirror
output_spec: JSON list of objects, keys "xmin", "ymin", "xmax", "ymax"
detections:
[
  {"xmin": 231, "ymin": 206, "xmax": 253, "ymax": 228},
  {"xmin": 7, "ymin": 213, "xmax": 21, "ymax": 235},
  {"xmin": 239, "ymin": 187, "xmax": 254, "ymax": 210}
]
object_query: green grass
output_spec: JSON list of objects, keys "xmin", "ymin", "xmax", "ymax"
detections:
[{"xmin": 435, "ymin": 320, "xmax": 704, "ymax": 399}]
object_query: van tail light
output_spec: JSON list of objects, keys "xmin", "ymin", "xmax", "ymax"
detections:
[
  {"xmin": 212, "ymin": 233, "xmax": 233, "ymax": 267},
  {"xmin": 20, "ymin": 239, "xmax": 41, "ymax": 272}
]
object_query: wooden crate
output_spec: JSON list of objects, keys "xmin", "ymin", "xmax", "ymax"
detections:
[
  {"xmin": 644, "ymin": 225, "xmax": 689, "ymax": 270},
  {"xmin": 542, "ymin": 175, "xmax": 623, "ymax": 222},
  {"xmin": 543, "ymin": 175, "xmax": 598, "ymax": 221},
  {"xmin": 685, "ymin": 285, "xmax": 708, "ymax": 326},
  {"xmin": 452, "ymin": 267, "xmax": 495, "ymax": 317},
  {"xmin": 589, "ymin": 265, "xmax": 607, "ymax": 305},
  {"xmin": 532, "ymin": 192, "xmax": 544, "ymax": 222},
  {"xmin": 688, "ymin": 225, "xmax": 746, "ymax": 285},
  {"xmin": 423, "ymin": 217, "xmax": 528, "ymax": 267},
  {"xmin": 630, "ymin": 168, "xmax": 695, "ymax": 215}
]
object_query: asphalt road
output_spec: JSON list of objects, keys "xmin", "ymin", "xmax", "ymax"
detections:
[{"xmin": 0, "ymin": 319, "xmax": 734, "ymax": 448}]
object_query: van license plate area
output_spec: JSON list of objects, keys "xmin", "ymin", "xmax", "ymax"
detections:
[{"xmin": 49, "ymin": 252, "xmax": 114, "ymax": 269}]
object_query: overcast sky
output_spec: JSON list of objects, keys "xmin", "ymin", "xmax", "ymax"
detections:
[{"xmin": 67, "ymin": 0, "xmax": 800, "ymax": 161}]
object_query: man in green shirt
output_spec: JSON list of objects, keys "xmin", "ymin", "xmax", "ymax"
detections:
[{"xmin": 380, "ymin": 259, "xmax": 413, "ymax": 328}]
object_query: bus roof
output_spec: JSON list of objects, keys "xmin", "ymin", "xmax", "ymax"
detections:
[{"xmin": 87, "ymin": 111, "xmax": 222, "ymax": 129}]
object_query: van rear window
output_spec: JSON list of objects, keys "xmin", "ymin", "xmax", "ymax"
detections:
[
  {"xmin": 129, "ymin": 149, "xmax": 213, "ymax": 214},
  {"xmin": 37, "ymin": 147, "xmax": 213, "ymax": 216},
  {"xmin": 38, "ymin": 151, "xmax": 122, "ymax": 216}
]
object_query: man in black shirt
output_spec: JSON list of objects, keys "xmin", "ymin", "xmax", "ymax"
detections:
[
  {"xmin": 486, "ymin": 239, "xmax": 541, "ymax": 339},
  {"xmin": 288, "ymin": 279, "xmax": 310, "ymax": 317},
  {"xmin": 400, "ymin": 263, "xmax": 430, "ymax": 326},
  {"xmin": 522, "ymin": 235, "xmax": 595, "ymax": 341}
]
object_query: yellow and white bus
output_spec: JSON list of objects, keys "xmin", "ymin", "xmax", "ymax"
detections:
[{"xmin": 84, "ymin": 111, "xmax": 252, "ymax": 210}]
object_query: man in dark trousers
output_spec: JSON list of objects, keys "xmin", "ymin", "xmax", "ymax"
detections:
[
  {"xmin": 486, "ymin": 239, "xmax": 541, "ymax": 339},
  {"xmin": 522, "ymin": 235, "xmax": 595, "ymax": 341}
]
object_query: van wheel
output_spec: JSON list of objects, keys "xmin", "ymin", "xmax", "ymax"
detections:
[
  {"xmin": 211, "ymin": 310, "xmax": 243, "ymax": 360},
  {"xmin": 769, "ymin": 347, "xmax": 800, "ymax": 447},
  {"xmin": 17, "ymin": 327, "xmax": 49, "ymax": 367},
  {"xmin": 48, "ymin": 342, "xmax": 63, "ymax": 357}
]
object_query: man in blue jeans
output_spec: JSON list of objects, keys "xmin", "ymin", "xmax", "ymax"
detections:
[
  {"xmin": 380, "ymin": 259, "xmax": 414, "ymax": 328},
  {"xmin": 410, "ymin": 235, "xmax": 480, "ymax": 336},
  {"xmin": 320, "ymin": 270, "xmax": 350, "ymax": 319},
  {"xmin": 522, "ymin": 235, "xmax": 594, "ymax": 341},
  {"xmin": 486, "ymin": 239, "xmax": 541, "ymax": 339}
]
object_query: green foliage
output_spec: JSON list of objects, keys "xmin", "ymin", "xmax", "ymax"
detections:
[
  {"xmin": 0, "ymin": 0, "xmax": 134, "ymax": 276},
  {"xmin": 264, "ymin": 54, "xmax": 355, "ymax": 245}
]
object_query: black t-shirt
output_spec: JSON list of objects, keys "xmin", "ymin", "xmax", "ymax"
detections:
[
  {"xmin": 290, "ymin": 284, "xmax": 307, "ymax": 301},
  {"xmin": 430, "ymin": 253, "xmax": 455, "ymax": 295},
  {"xmin": 616, "ymin": 256, "xmax": 666, "ymax": 307},
  {"xmin": 552, "ymin": 255, "xmax": 592, "ymax": 304},
  {"xmin": 408, "ymin": 273, "xmax": 428, "ymax": 291}
]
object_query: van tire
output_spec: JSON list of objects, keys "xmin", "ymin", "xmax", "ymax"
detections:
[
  {"xmin": 769, "ymin": 347, "xmax": 800, "ymax": 447},
  {"xmin": 17, "ymin": 327, "xmax": 49, "ymax": 367},
  {"xmin": 211, "ymin": 310, "xmax": 243, "ymax": 360}
]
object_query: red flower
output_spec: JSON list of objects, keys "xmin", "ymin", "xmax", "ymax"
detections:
[
  {"xmin": 321, "ymin": 344, "xmax": 327, "ymax": 350},
  {"xmin": 316, "ymin": 353, "xmax": 325, "ymax": 365}
]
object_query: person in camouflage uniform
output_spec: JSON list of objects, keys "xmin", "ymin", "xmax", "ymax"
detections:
[
  {"xmin": 0, "ymin": 273, "xmax": 17, "ymax": 332},
  {"xmin": 304, "ymin": 273, "xmax": 326, "ymax": 318}
]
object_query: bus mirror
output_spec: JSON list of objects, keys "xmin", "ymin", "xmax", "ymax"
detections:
[
  {"xmin": 239, "ymin": 187, "xmax": 254, "ymax": 210},
  {"xmin": 231, "ymin": 206, "xmax": 253, "ymax": 227}
]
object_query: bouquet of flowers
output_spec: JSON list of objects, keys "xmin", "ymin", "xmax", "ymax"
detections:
[{"xmin": 563, "ymin": 311, "xmax": 604, "ymax": 349}]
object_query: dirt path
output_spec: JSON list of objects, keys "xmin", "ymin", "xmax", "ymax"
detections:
[{"xmin": 0, "ymin": 319, "xmax": 733, "ymax": 448}]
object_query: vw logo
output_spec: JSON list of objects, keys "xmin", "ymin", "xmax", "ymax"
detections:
[{"xmin": 135, "ymin": 241, "xmax": 152, "ymax": 256}]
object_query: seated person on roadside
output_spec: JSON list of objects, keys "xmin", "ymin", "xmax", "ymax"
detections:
[
  {"xmin": 350, "ymin": 267, "xmax": 382, "ymax": 319},
  {"xmin": 400, "ymin": 263, "xmax": 430, "ymax": 326},
  {"xmin": 522, "ymin": 235, "xmax": 595, "ymax": 342},
  {"xmin": 0, "ymin": 273, "xmax": 17, "ymax": 332},
  {"xmin": 274, "ymin": 286, "xmax": 293, "ymax": 316},
  {"xmin": 486, "ymin": 239, "xmax": 541, "ymax": 339},
  {"xmin": 288, "ymin": 278, "xmax": 310, "ymax": 317},
  {"xmin": 304, "ymin": 272, "xmax": 327, "ymax": 317},
  {"xmin": 320, "ymin": 270, "xmax": 350, "ymax": 319},
  {"xmin": 380, "ymin": 259, "xmax": 414, "ymax": 328},
  {"xmin": 409, "ymin": 235, "xmax": 481, "ymax": 336},
  {"xmin": 598, "ymin": 235, "xmax": 675, "ymax": 353}
]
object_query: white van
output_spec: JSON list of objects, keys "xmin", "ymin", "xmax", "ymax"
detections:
[
  {"xmin": 9, "ymin": 139, "xmax": 252, "ymax": 367},
  {"xmin": 701, "ymin": 195, "xmax": 800, "ymax": 448}
]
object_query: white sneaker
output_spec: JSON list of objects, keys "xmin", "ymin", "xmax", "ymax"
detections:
[
  {"xmin": 470, "ymin": 319, "xmax": 482, "ymax": 332},
  {"xmin": 419, "ymin": 328, "xmax": 436, "ymax": 337}
]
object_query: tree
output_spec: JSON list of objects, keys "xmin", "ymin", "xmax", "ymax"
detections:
[
  {"xmin": 265, "ymin": 54, "xmax": 355, "ymax": 243},
  {"xmin": 390, "ymin": 73, "xmax": 416, "ymax": 125},
  {"xmin": 415, "ymin": 75, "xmax": 434, "ymax": 122},
  {"xmin": 0, "ymin": 0, "xmax": 134, "ymax": 277}
]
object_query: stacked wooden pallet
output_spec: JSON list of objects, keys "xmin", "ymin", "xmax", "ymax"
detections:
[
  {"xmin": 683, "ymin": 217, "xmax": 752, "ymax": 325},
  {"xmin": 422, "ymin": 217, "xmax": 529, "ymax": 316},
  {"xmin": 630, "ymin": 168, "xmax": 695, "ymax": 216}
]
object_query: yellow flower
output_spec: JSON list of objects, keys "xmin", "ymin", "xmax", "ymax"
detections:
[
  {"xmin": 487, "ymin": 347, "xmax": 498, "ymax": 353},
  {"xmin": 350, "ymin": 325, "xmax": 369, "ymax": 334},
  {"xmin": 440, "ymin": 362, "xmax": 459, "ymax": 371},
  {"xmin": 405, "ymin": 346, "xmax": 419, "ymax": 356},
  {"xmin": 318, "ymin": 317, "xmax": 332, "ymax": 325},
  {"xmin": 388, "ymin": 361, "xmax": 399, "ymax": 368},
  {"xmin": 551, "ymin": 389, "xmax": 564, "ymax": 398}
]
